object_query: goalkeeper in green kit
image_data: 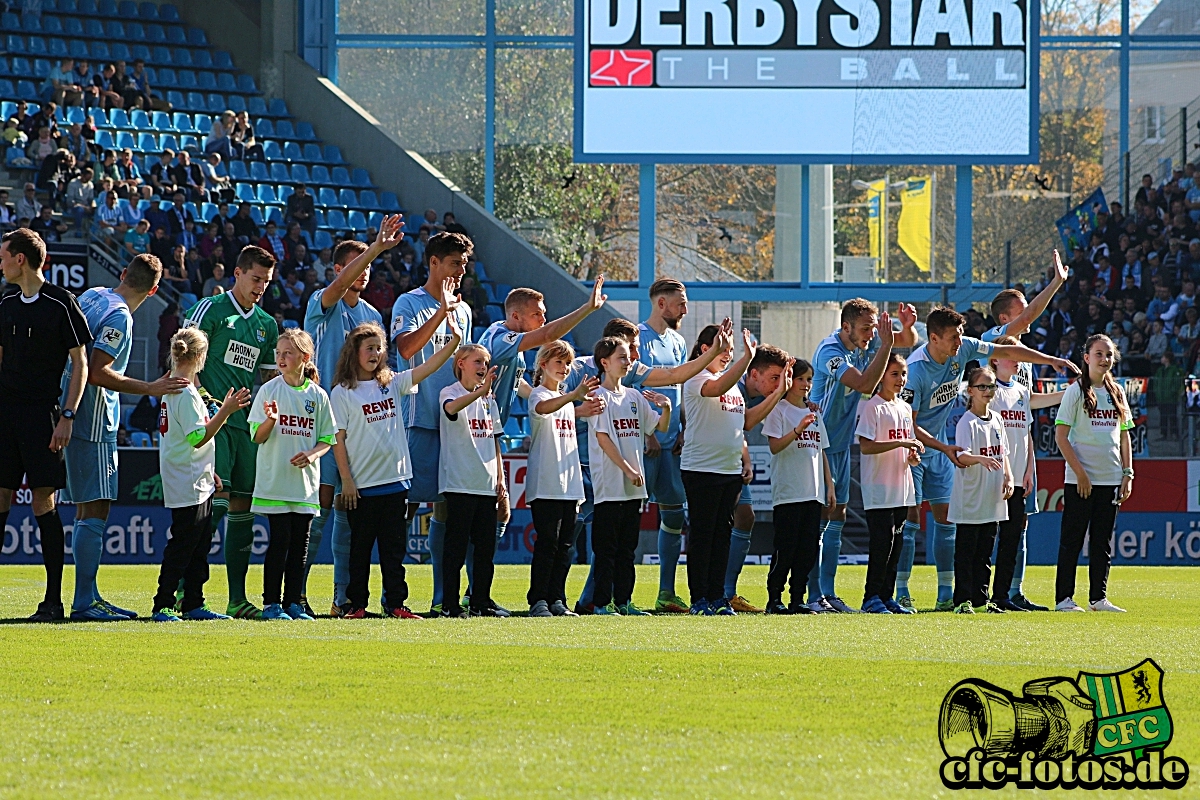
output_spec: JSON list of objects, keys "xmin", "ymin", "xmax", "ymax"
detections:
[{"xmin": 183, "ymin": 246, "xmax": 280, "ymax": 618}]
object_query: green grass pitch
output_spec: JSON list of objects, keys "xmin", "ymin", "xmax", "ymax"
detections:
[{"xmin": 0, "ymin": 564, "xmax": 1196, "ymax": 798}]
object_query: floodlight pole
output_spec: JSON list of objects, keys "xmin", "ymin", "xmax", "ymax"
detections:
[
  {"xmin": 484, "ymin": 0, "xmax": 496, "ymax": 212},
  {"xmin": 955, "ymin": 164, "xmax": 973, "ymax": 308},
  {"xmin": 638, "ymin": 163, "xmax": 656, "ymax": 321}
]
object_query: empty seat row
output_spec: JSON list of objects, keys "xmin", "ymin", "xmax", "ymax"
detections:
[
  {"xmin": 1, "ymin": 15, "xmax": 206, "ymax": 46},
  {"xmin": 23, "ymin": 0, "xmax": 182, "ymax": 21},
  {"xmin": 229, "ymin": 183, "xmax": 392, "ymax": 211},
  {"xmin": 0, "ymin": 58, "xmax": 250, "ymax": 96},
  {"xmin": 160, "ymin": 91, "xmax": 288, "ymax": 117},
  {"xmin": 80, "ymin": 107, "xmax": 306, "ymax": 138},
  {"xmin": 5, "ymin": 36, "xmax": 221, "ymax": 68},
  {"xmin": 225, "ymin": 162, "xmax": 372, "ymax": 188}
]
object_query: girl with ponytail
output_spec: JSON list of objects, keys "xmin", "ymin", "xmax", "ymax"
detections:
[
  {"xmin": 249, "ymin": 328, "xmax": 338, "ymax": 621},
  {"xmin": 1053, "ymin": 334, "xmax": 1133, "ymax": 613}
]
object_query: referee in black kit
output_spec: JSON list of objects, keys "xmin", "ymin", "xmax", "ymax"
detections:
[{"xmin": 0, "ymin": 228, "xmax": 91, "ymax": 621}]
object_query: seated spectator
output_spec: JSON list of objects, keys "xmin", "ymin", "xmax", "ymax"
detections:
[
  {"xmin": 15, "ymin": 182, "xmax": 41, "ymax": 221},
  {"xmin": 394, "ymin": 271, "xmax": 412, "ymax": 296},
  {"xmin": 172, "ymin": 151, "xmax": 205, "ymax": 203},
  {"xmin": 123, "ymin": 59, "xmax": 161, "ymax": 111},
  {"xmin": 219, "ymin": 222, "xmax": 241, "ymax": 270},
  {"xmin": 420, "ymin": 208, "xmax": 444, "ymax": 233},
  {"xmin": 4, "ymin": 117, "xmax": 27, "ymax": 151},
  {"xmin": 312, "ymin": 246, "xmax": 334, "ymax": 276},
  {"xmin": 1125, "ymin": 329, "xmax": 1150, "ymax": 375},
  {"xmin": 205, "ymin": 110, "xmax": 236, "ymax": 161},
  {"xmin": 26, "ymin": 127, "xmax": 58, "ymax": 169},
  {"xmin": 280, "ymin": 271, "xmax": 305, "ymax": 321},
  {"xmin": 413, "ymin": 226, "xmax": 430, "ymax": 266},
  {"xmin": 149, "ymin": 150, "xmax": 179, "ymax": 197},
  {"xmin": 202, "ymin": 262, "xmax": 227, "ymax": 297},
  {"xmin": 1106, "ymin": 306, "xmax": 1131, "ymax": 336},
  {"xmin": 166, "ymin": 192, "xmax": 194, "ymax": 239},
  {"xmin": 198, "ymin": 221, "xmax": 221, "ymax": 258},
  {"xmin": 1122, "ymin": 247, "xmax": 1144, "ymax": 289},
  {"xmin": 201, "ymin": 152, "xmax": 231, "ymax": 203},
  {"xmin": 1176, "ymin": 279, "xmax": 1196, "ymax": 312},
  {"xmin": 231, "ymin": 201, "xmax": 259, "ymax": 243},
  {"xmin": 457, "ymin": 273, "xmax": 490, "ymax": 325},
  {"xmin": 282, "ymin": 221, "xmax": 305, "ymax": 256},
  {"xmin": 116, "ymin": 148, "xmax": 150, "ymax": 201},
  {"xmin": 156, "ymin": 301, "xmax": 180, "ymax": 372},
  {"xmin": 44, "ymin": 58, "xmax": 83, "ymax": 107},
  {"xmin": 92, "ymin": 63, "xmax": 125, "ymax": 110},
  {"xmin": 1147, "ymin": 284, "xmax": 1180, "ymax": 331},
  {"xmin": 1083, "ymin": 300, "xmax": 1107, "ymax": 337},
  {"xmin": 0, "ymin": 189, "xmax": 16, "ymax": 229},
  {"xmin": 210, "ymin": 201, "xmax": 234, "ymax": 233},
  {"xmin": 162, "ymin": 244, "xmax": 193, "ymax": 295},
  {"xmin": 1146, "ymin": 319, "xmax": 1170, "ymax": 361},
  {"xmin": 1176, "ymin": 305, "xmax": 1200, "ymax": 349},
  {"xmin": 123, "ymin": 218, "xmax": 151, "ymax": 257},
  {"xmin": 260, "ymin": 278, "xmax": 293, "ymax": 321},
  {"xmin": 95, "ymin": 149, "xmax": 123, "ymax": 194},
  {"xmin": 30, "ymin": 205, "xmax": 67, "ymax": 243},
  {"xmin": 61, "ymin": 122, "xmax": 91, "ymax": 168},
  {"xmin": 29, "ymin": 103, "xmax": 59, "ymax": 139},
  {"xmin": 232, "ymin": 110, "xmax": 263, "ymax": 162},
  {"xmin": 116, "ymin": 427, "xmax": 131, "ymax": 447},
  {"xmin": 36, "ymin": 148, "xmax": 74, "ymax": 209},
  {"xmin": 279, "ymin": 242, "xmax": 310, "ymax": 279},
  {"xmin": 149, "ymin": 225, "xmax": 174, "ymax": 263},
  {"xmin": 178, "ymin": 218, "xmax": 198, "ymax": 252},
  {"xmin": 257, "ymin": 220, "xmax": 287, "ymax": 262},
  {"xmin": 285, "ymin": 183, "xmax": 315, "ymax": 235},
  {"xmin": 443, "ymin": 211, "xmax": 468, "ymax": 236},
  {"xmin": 14, "ymin": 99, "xmax": 39, "ymax": 139},
  {"xmin": 1088, "ymin": 231, "xmax": 1109, "ymax": 268},
  {"xmin": 94, "ymin": 186, "xmax": 124, "ymax": 237},
  {"xmin": 362, "ymin": 271, "xmax": 395, "ymax": 318}
]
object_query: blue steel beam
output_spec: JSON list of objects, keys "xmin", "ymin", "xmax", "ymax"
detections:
[
  {"xmin": 638, "ymin": 164, "xmax": 656, "ymax": 322},
  {"xmin": 593, "ymin": 282, "xmax": 1004, "ymax": 305}
]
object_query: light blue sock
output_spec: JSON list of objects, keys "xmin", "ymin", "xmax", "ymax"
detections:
[
  {"xmin": 578, "ymin": 522, "xmax": 595, "ymax": 607},
  {"xmin": 895, "ymin": 521, "xmax": 921, "ymax": 599},
  {"xmin": 428, "ymin": 516, "xmax": 445, "ymax": 608},
  {"xmin": 304, "ymin": 507, "xmax": 329, "ymax": 592},
  {"xmin": 1010, "ymin": 525, "xmax": 1027, "ymax": 599},
  {"xmin": 819, "ymin": 520, "xmax": 844, "ymax": 598},
  {"xmin": 724, "ymin": 527, "xmax": 753, "ymax": 599},
  {"xmin": 933, "ymin": 521, "xmax": 956, "ymax": 603},
  {"xmin": 807, "ymin": 519, "xmax": 828, "ymax": 602},
  {"xmin": 656, "ymin": 507, "xmax": 685, "ymax": 596},
  {"xmin": 71, "ymin": 517, "xmax": 105, "ymax": 612},
  {"xmin": 330, "ymin": 509, "xmax": 350, "ymax": 607}
]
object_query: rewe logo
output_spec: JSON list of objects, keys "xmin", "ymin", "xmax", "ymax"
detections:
[{"xmin": 590, "ymin": 49, "xmax": 653, "ymax": 86}]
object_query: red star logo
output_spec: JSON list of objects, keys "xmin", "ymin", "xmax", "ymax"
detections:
[{"xmin": 589, "ymin": 50, "xmax": 653, "ymax": 87}]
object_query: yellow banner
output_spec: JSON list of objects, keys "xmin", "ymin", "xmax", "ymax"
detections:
[
  {"xmin": 866, "ymin": 179, "xmax": 886, "ymax": 260},
  {"xmin": 898, "ymin": 176, "xmax": 932, "ymax": 273}
]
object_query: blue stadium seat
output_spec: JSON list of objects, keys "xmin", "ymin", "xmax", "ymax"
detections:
[
  {"xmin": 323, "ymin": 145, "xmax": 344, "ymax": 165},
  {"xmin": 79, "ymin": 0, "xmax": 98, "ymax": 15},
  {"xmin": 68, "ymin": 39, "xmax": 87, "ymax": 58},
  {"xmin": 176, "ymin": 69, "xmax": 195, "ymax": 89},
  {"xmin": 236, "ymin": 73, "xmax": 256, "ymax": 93},
  {"xmin": 311, "ymin": 209, "xmax": 326, "ymax": 229},
  {"xmin": 351, "ymin": 168, "xmax": 372, "ymax": 188},
  {"xmin": 290, "ymin": 164, "xmax": 310, "ymax": 183},
  {"xmin": 130, "ymin": 432, "xmax": 151, "ymax": 447},
  {"xmin": 249, "ymin": 161, "xmax": 269, "ymax": 182},
  {"xmin": 146, "ymin": 24, "xmax": 165, "ymax": 43},
  {"xmin": 99, "ymin": 0, "xmax": 119, "ymax": 16},
  {"xmin": 263, "ymin": 140, "xmax": 283, "ymax": 161},
  {"xmin": 118, "ymin": 1, "xmax": 138, "ymax": 17},
  {"xmin": 6, "ymin": 36, "xmax": 25, "ymax": 55},
  {"xmin": 9, "ymin": 56, "xmax": 30, "ymax": 76},
  {"xmin": 266, "ymin": 206, "xmax": 283, "ymax": 225},
  {"xmin": 205, "ymin": 93, "xmax": 224, "ymax": 114},
  {"xmin": 94, "ymin": 129, "xmax": 113, "ymax": 149},
  {"xmin": 359, "ymin": 191, "xmax": 381, "ymax": 211},
  {"xmin": 151, "ymin": 111, "xmax": 172, "ymax": 131},
  {"xmin": 313, "ymin": 230, "xmax": 333, "ymax": 250},
  {"xmin": 158, "ymin": 4, "xmax": 181, "ymax": 22},
  {"xmin": 268, "ymin": 98, "xmax": 288, "ymax": 117},
  {"xmin": 325, "ymin": 209, "xmax": 347, "ymax": 230},
  {"xmin": 126, "ymin": 21, "xmax": 145, "ymax": 41},
  {"xmin": 294, "ymin": 121, "xmax": 316, "ymax": 141},
  {"xmin": 130, "ymin": 44, "xmax": 150, "ymax": 62},
  {"xmin": 152, "ymin": 46, "xmax": 171, "ymax": 65},
  {"xmin": 168, "ymin": 111, "xmax": 190, "ymax": 133},
  {"xmin": 108, "ymin": 107, "xmax": 131, "ymax": 129},
  {"xmin": 380, "ymin": 191, "xmax": 400, "ymax": 212},
  {"xmin": 255, "ymin": 118, "xmax": 274, "ymax": 137},
  {"xmin": 249, "ymin": 205, "xmax": 264, "ymax": 226},
  {"xmin": 275, "ymin": 119, "xmax": 294, "ymax": 139},
  {"xmin": 348, "ymin": 210, "xmax": 367, "ymax": 231},
  {"xmin": 283, "ymin": 141, "xmax": 303, "ymax": 162},
  {"xmin": 304, "ymin": 143, "xmax": 324, "ymax": 162},
  {"xmin": 29, "ymin": 40, "xmax": 48, "ymax": 59},
  {"xmin": 175, "ymin": 49, "xmax": 193, "ymax": 68},
  {"xmin": 84, "ymin": 19, "xmax": 103, "ymax": 37},
  {"xmin": 43, "ymin": 17, "xmax": 64, "ymax": 35},
  {"xmin": 198, "ymin": 71, "xmax": 218, "ymax": 91},
  {"xmin": 213, "ymin": 51, "xmax": 233, "ymax": 70},
  {"xmin": 228, "ymin": 160, "xmax": 249, "ymax": 181},
  {"xmin": 22, "ymin": 17, "xmax": 42, "ymax": 34},
  {"xmin": 136, "ymin": 132, "xmax": 157, "ymax": 152},
  {"xmin": 166, "ymin": 26, "xmax": 186, "ymax": 46},
  {"xmin": 311, "ymin": 165, "xmax": 330, "ymax": 185},
  {"xmin": 226, "ymin": 95, "xmax": 245, "ymax": 114},
  {"xmin": 0, "ymin": 56, "xmax": 9, "ymax": 75},
  {"xmin": 473, "ymin": 261, "xmax": 488, "ymax": 281},
  {"xmin": 166, "ymin": 90, "xmax": 184, "ymax": 109},
  {"xmin": 276, "ymin": 184, "xmax": 292, "ymax": 204},
  {"xmin": 105, "ymin": 20, "xmax": 124, "ymax": 38},
  {"xmin": 0, "ymin": 13, "xmax": 18, "ymax": 32},
  {"xmin": 159, "ymin": 133, "xmax": 178, "ymax": 152},
  {"xmin": 115, "ymin": 130, "xmax": 136, "ymax": 150},
  {"xmin": 139, "ymin": 1, "xmax": 158, "ymax": 19},
  {"xmin": 269, "ymin": 162, "xmax": 289, "ymax": 183},
  {"xmin": 247, "ymin": 95, "xmax": 267, "ymax": 116},
  {"xmin": 130, "ymin": 109, "xmax": 152, "ymax": 130},
  {"xmin": 317, "ymin": 187, "xmax": 337, "ymax": 208},
  {"xmin": 216, "ymin": 72, "xmax": 235, "ymax": 92},
  {"xmin": 338, "ymin": 189, "xmax": 357, "ymax": 207},
  {"xmin": 235, "ymin": 183, "xmax": 254, "ymax": 203},
  {"xmin": 256, "ymin": 184, "xmax": 276, "ymax": 205},
  {"xmin": 0, "ymin": 79, "xmax": 13, "ymax": 98},
  {"xmin": 331, "ymin": 167, "xmax": 351, "ymax": 187},
  {"xmin": 192, "ymin": 49, "xmax": 212, "ymax": 69},
  {"xmin": 33, "ymin": 57, "xmax": 51, "ymax": 77},
  {"xmin": 367, "ymin": 211, "xmax": 384, "ymax": 230},
  {"xmin": 211, "ymin": 160, "xmax": 226, "ymax": 177},
  {"xmin": 186, "ymin": 92, "xmax": 205, "ymax": 112},
  {"xmin": 187, "ymin": 28, "xmax": 206, "ymax": 47},
  {"xmin": 61, "ymin": 0, "xmax": 80, "ymax": 11},
  {"xmin": 110, "ymin": 43, "xmax": 130, "ymax": 61},
  {"xmin": 199, "ymin": 202, "xmax": 218, "ymax": 223},
  {"xmin": 66, "ymin": 105, "xmax": 85, "ymax": 124},
  {"xmin": 193, "ymin": 112, "xmax": 211, "ymax": 131},
  {"xmin": 89, "ymin": 41, "xmax": 109, "ymax": 60}
]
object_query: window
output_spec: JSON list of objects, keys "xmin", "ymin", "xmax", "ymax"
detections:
[{"xmin": 1143, "ymin": 106, "xmax": 1167, "ymax": 143}]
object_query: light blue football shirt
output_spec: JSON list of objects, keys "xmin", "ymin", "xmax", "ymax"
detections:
[
  {"xmin": 390, "ymin": 286, "xmax": 472, "ymax": 430},
  {"xmin": 62, "ymin": 287, "xmax": 132, "ymax": 443},
  {"xmin": 304, "ymin": 288, "xmax": 381, "ymax": 393}
]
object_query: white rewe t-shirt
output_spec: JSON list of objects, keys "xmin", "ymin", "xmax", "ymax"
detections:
[
  {"xmin": 330, "ymin": 371, "xmax": 418, "ymax": 490},
  {"xmin": 526, "ymin": 385, "xmax": 584, "ymax": 502},
  {"xmin": 1054, "ymin": 380, "xmax": 1133, "ymax": 486},
  {"xmin": 248, "ymin": 376, "xmax": 337, "ymax": 513},
  {"xmin": 439, "ymin": 381, "xmax": 503, "ymax": 496},
  {"xmin": 949, "ymin": 410, "xmax": 1010, "ymax": 525},
  {"xmin": 158, "ymin": 384, "xmax": 216, "ymax": 509},
  {"xmin": 589, "ymin": 385, "xmax": 660, "ymax": 504},
  {"xmin": 681, "ymin": 371, "xmax": 745, "ymax": 474},
  {"xmin": 854, "ymin": 393, "xmax": 917, "ymax": 510},
  {"xmin": 991, "ymin": 379, "xmax": 1034, "ymax": 487},
  {"xmin": 761, "ymin": 399, "xmax": 829, "ymax": 506}
]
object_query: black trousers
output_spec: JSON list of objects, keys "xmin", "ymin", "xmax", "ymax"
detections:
[
  {"xmin": 682, "ymin": 471, "xmax": 743, "ymax": 604},
  {"xmin": 768, "ymin": 500, "xmax": 822, "ymax": 605},
  {"xmin": 864, "ymin": 507, "xmax": 909, "ymax": 604},
  {"xmin": 346, "ymin": 490, "xmax": 409, "ymax": 610},
  {"xmin": 1056, "ymin": 483, "xmax": 1118, "ymax": 604},
  {"xmin": 591, "ymin": 499, "xmax": 642, "ymax": 608},
  {"xmin": 443, "ymin": 492, "xmax": 497, "ymax": 611},
  {"xmin": 953, "ymin": 522, "xmax": 999, "ymax": 608},
  {"xmin": 153, "ymin": 497, "xmax": 214, "ymax": 613},
  {"xmin": 528, "ymin": 499, "xmax": 578, "ymax": 605},
  {"xmin": 263, "ymin": 512, "xmax": 312, "ymax": 607},
  {"xmin": 992, "ymin": 488, "xmax": 1027, "ymax": 602}
]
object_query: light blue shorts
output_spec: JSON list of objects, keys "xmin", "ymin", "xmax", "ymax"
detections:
[
  {"xmin": 319, "ymin": 449, "xmax": 342, "ymax": 491},
  {"xmin": 827, "ymin": 449, "xmax": 851, "ymax": 506},
  {"xmin": 407, "ymin": 426, "xmax": 444, "ymax": 504},
  {"xmin": 644, "ymin": 445, "xmax": 686, "ymax": 507},
  {"xmin": 62, "ymin": 438, "xmax": 118, "ymax": 503},
  {"xmin": 912, "ymin": 448, "xmax": 954, "ymax": 506}
]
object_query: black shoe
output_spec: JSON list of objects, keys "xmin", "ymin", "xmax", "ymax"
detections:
[
  {"xmin": 993, "ymin": 597, "xmax": 1027, "ymax": 612},
  {"xmin": 486, "ymin": 599, "xmax": 511, "ymax": 617},
  {"xmin": 299, "ymin": 595, "xmax": 316, "ymax": 619},
  {"xmin": 29, "ymin": 601, "xmax": 65, "ymax": 622},
  {"xmin": 1010, "ymin": 593, "xmax": 1048, "ymax": 612},
  {"xmin": 440, "ymin": 605, "xmax": 468, "ymax": 618},
  {"xmin": 468, "ymin": 605, "xmax": 509, "ymax": 618},
  {"xmin": 764, "ymin": 600, "xmax": 793, "ymax": 615},
  {"xmin": 788, "ymin": 603, "xmax": 818, "ymax": 615}
]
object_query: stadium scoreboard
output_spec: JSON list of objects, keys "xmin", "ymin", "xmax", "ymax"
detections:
[{"xmin": 574, "ymin": 0, "xmax": 1038, "ymax": 163}]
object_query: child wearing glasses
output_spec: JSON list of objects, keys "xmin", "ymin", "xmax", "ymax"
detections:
[{"xmin": 948, "ymin": 364, "xmax": 1013, "ymax": 614}]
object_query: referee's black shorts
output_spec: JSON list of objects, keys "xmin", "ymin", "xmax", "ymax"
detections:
[{"xmin": 0, "ymin": 401, "xmax": 66, "ymax": 490}]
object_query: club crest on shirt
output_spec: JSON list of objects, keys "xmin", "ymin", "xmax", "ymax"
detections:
[
  {"xmin": 630, "ymin": 401, "xmax": 637, "ymax": 413},
  {"xmin": 949, "ymin": 361, "xmax": 962, "ymax": 375},
  {"xmin": 381, "ymin": 384, "xmax": 390, "ymax": 396},
  {"xmin": 255, "ymin": 327, "xmax": 267, "ymax": 343},
  {"xmin": 305, "ymin": 399, "xmax": 316, "ymax": 414}
]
